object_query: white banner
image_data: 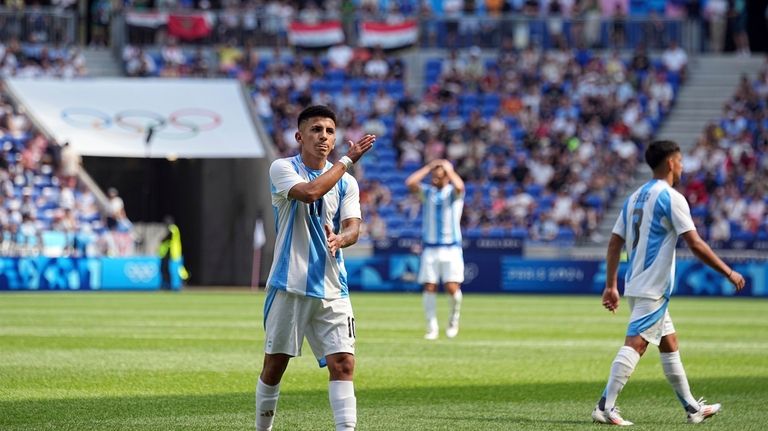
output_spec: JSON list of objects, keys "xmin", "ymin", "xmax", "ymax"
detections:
[{"xmin": 5, "ymin": 78, "xmax": 265, "ymax": 159}]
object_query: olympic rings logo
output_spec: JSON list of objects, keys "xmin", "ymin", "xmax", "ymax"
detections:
[
  {"xmin": 61, "ymin": 107, "xmax": 222, "ymax": 140},
  {"xmin": 124, "ymin": 262, "xmax": 159, "ymax": 283}
]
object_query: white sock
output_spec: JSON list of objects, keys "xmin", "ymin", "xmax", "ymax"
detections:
[
  {"xmin": 601, "ymin": 346, "xmax": 641, "ymax": 411},
  {"xmin": 660, "ymin": 351, "xmax": 700, "ymax": 412},
  {"xmin": 255, "ymin": 378, "xmax": 280, "ymax": 431},
  {"xmin": 423, "ymin": 291, "xmax": 437, "ymax": 331},
  {"xmin": 448, "ymin": 289, "xmax": 462, "ymax": 326},
  {"xmin": 329, "ymin": 380, "xmax": 356, "ymax": 431}
]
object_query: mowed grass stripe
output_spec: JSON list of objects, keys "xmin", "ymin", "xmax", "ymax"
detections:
[{"xmin": 1, "ymin": 292, "xmax": 766, "ymax": 430}]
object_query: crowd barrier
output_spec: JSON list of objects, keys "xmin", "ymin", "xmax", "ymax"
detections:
[
  {"xmin": 347, "ymin": 249, "xmax": 767, "ymax": 297},
  {"xmin": 0, "ymin": 256, "xmax": 183, "ymax": 291}
]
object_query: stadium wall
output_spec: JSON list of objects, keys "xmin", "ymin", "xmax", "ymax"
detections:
[
  {"xmin": 0, "ymin": 256, "xmax": 183, "ymax": 290},
  {"xmin": 346, "ymin": 253, "xmax": 768, "ymax": 297}
]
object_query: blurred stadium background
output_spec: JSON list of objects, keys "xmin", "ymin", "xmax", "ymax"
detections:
[{"xmin": 0, "ymin": 0, "xmax": 766, "ymax": 293}]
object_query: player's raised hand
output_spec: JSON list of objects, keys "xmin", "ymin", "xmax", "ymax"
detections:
[
  {"xmin": 324, "ymin": 224, "xmax": 341, "ymax": 256},
  {"xmin": 440, "ymin": 159, "xmax": 455, "ymax": 172},
  {"xmin": 602, "ymin": 286, "xmax": 620, "ymax": 314},
  {"xmin": 346, "ymin": 134, "xmax": 376, "ymax": 163},
  {"xmin": 727, "ymin": 270, "xmax": 746, "ymax": 291}
]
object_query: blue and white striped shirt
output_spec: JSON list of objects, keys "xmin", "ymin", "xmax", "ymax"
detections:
[
  {"xmin": 419, "ymin": 184, "xmax": 464, "ymax": 246},
  {"xmin": 266, "ymin": 155, "xmax": 361, "ymax": 299},
  {"xmin": 612, "ymin": 179, "xmax": 695, "ymax": 299}
]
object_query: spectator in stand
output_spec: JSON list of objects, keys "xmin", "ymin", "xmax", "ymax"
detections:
[
  {"xmin": 661, "ymin": 40, "xmax": 688, "ymax": 82},
  {"xmin": 364, "ymin": 46, "xmax": 389, "ymax": 79},
  {"xmin": 704, "ymin": 0, "xmax": 728, "ymax": 52},
  {"xmin": 328, "ymin": 41, "xmax": 354, "ymax": 71}
]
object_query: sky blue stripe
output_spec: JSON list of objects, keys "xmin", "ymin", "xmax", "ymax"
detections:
[
  {"xmin": 335, "ymin": 179, "xmax": 348, "ymax": 297},
  {"xmin": 644, "ymin": 189, "xmax": 671, "ymax": 270},
  {"xmin": 306, "ymin": 214, "xmax": 327, "ymax": 297},
  {"xmin": 262, "ymin": 288, "xmax": 278, "ymax": 328},
  {"xmin": 422, "ymin": 187, "xmax": 431, "ymax": 242},
  {"xmin": 337, "ymin": 251, "xmax": 349, "ymax": 297},
  {"xmin": 626, "ymin": 297, "xmax": 669, "ymax": 336},
  {"xmin": 435, "ymin": 188, "xmax": 444, "ymax": 243},
  {"xmin": 305, "ymin": 169, "xmax": 327, "ymax": 298},
  {"xmin": 269, "ymin": 200, "xmax": 296, "ymax": 289},
  {"xmin": 621, "ymin": 196, "xmax": 630, "ymax": 237}
]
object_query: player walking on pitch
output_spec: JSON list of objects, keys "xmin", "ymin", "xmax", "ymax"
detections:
[
  {"xmin": 405, "ymin": 159, "xmax": 466, "ymax": 340},
  {"xmin": 592, "ymin": 140, "xmax": 745, "ymax": 426},
  {"xmin": 256, "ymin": 105, "xmax": 375, "ymax": 431}
]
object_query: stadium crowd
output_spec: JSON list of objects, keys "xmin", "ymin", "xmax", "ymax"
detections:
[
  {"xmin": 0, "ymin": 38, "xmax": 88, "ymax": 78},
  {"xmin": 131, "ymin": 36, "xmax": 684, "ymax": 243},
  {"xmin": 0, "ymin": 53, "xmax": 135, "ymax": 258},
  {"xmin": 680, "ymin": 59, "xmax": 768, "ymax": 243},
  {"xmin": 117, "ymin": 0, "xmax": 752, "ymax": 55}
]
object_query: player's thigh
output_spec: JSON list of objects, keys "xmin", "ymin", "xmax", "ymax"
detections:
[
  {"xmin": 438, "ymin": 247, "xmax": 464, "ymax": 284},
  {"xmin": 626, "ymin": 296, "xmax": 673, "ymax": 346},
  {"xmin": 264, "ymin": 289, "xmax": 317, "ymax": 357},
  {"xmin": 305, "ymin": 296, "xmax": 356, "ymax": 366},
  {"xmin": 417, "ymin": 248, "xmax": 439, "ymax": 284}
]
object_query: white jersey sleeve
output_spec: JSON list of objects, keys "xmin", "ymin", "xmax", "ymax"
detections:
[
  {"xmin": 612, "ymin": 198, "xmax": 628, "ymax": 239},
  {"xmin": 339, "ymin": 174, "xmax": 362, "ymax": 222},
  {"xmin": 669, "ymin": 190, "xmax": 696, "ymax": 235},
  {"xmin": 270, "ymin": 158, "xmax": 306, "ymax": 200}
]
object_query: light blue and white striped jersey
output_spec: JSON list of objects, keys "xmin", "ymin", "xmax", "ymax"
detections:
[
  {"xmin": 612, "ymin": 179, "xmax": 695, "ymax": 299},
  {"xmin": 266, "ymin": 155, "xmax": 361, "ymax": 299},
  {"xmin": 419, "ymin": 184, "xmax": 464, "ymax": 246}
]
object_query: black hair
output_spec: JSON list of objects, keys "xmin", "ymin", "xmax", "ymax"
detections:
[
  {"xmin": 645, "ymin": 140, "xmax": 680, "ymax": 170},
  {"xmin": 297, "ymin": 105, "xmax": 336, "ymax": 129}
]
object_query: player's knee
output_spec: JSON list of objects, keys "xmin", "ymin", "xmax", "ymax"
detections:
[
  {"xmin": 260, "ymin": 354, "xmax": 290, "ymax": 385},
  {"xmin": 423, "ymin": 283, "xmax": 438, "ymax": 293},
  {"xmin": 624, "ymin": 336, "xmax": 649, "ymax": 355},
  {"xmin": 327, "ymin": 353, "xmax": 355, "ymax": 379}
]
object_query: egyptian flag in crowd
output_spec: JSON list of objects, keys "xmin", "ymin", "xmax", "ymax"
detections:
[
  {"xmin": 288, "ymin": 21, "xmax": 345, "ymax": 48},
  {"xmin": 167, "ymin": 12, "xmax": 215, "ymax": 41},
  {"xmin": 125, "ymin": 11, "xmax": 168, "ymax": 28},
  {"xmin": 359, "ymin": 20, "xmax": 419, "ymax": 49}
]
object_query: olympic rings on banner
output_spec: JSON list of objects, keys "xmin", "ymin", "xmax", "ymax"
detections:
[
  {"xmin": 60, "ymin": 108, "xmax": 222, "ymax": 140},
  {"xmin": 61, "ymin": 108, "xmax": 112, "ymax": 129}
]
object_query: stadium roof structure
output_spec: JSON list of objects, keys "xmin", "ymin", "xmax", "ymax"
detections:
[{"xmin": 5, "ymin": 78, "xmax": 266, "ymax": 159}]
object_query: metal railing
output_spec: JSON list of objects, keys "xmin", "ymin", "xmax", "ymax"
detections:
[
  {"xmin": 119, "ymin": 11, "xmax": 704, "ymax": 53},
  {"xmin": 0, "ymin": 8, "xmax": 76, "ymax": 45}
]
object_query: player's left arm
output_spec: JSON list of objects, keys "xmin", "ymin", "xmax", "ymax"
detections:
[
  {"xmin": 441, "ymin": 159, "xmax": 465, "ymax": 195},
  {"xmin": 671, "ymin": 191, "xmax": 745, "ymax": 290},
  {"xmin": 324, "ymin": 218, "xmax": 361, "ymax": 256},
  {"xmin": 681, "ymin": 230, "xmax": 745, "ymax": 290}
]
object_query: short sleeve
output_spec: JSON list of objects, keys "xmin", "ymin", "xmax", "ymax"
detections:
[
  {"xmin": 670, "ymin": 190, "xmax": 696, "ymax": 235},
  {"xmin": 269, "ymin": 159, "xmax": 305, "ymax": 200},
  {"xmin": 611, "ymin": 198, "xmax": 628, "ymax": 238},
  {"xmin": 340, "ymin": 175, "xmax": 362, "ymax": 221}
]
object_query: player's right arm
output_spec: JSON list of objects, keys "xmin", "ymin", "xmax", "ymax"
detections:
[
  {"xmin": 681, "ymin": 230, "xmax": 745, "ymax": 290},
  {"xmin": 404, "ymin": 159, "xmax": 439, "ymax": 193},
  {"xmin": 282, "ymin": 135, "xmax": 375, "ymax": 203},
  {"xmin": 602, "ymin": 233, "xmax": 625, "ymax": 313}
]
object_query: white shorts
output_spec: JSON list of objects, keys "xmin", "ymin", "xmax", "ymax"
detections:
[
  {"xmin": 417, "ymin": 245, "xmax": 464, "ymax": 285},
  {"xmin": 263, "ymin": 289, "xmax": 356, "ymax": 367},
  {"xmin": 626, "ymin": 296, "xmax": 675, "ymax": 346}
]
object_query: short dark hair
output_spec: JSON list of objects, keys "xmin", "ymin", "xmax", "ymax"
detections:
[
  {"xmin": 297, "ymin": 105, "xmax": 336, "ymax": 129},
  {"xmin": 645, "ymin": 140, "xmax": 680, "ymax": 170}
]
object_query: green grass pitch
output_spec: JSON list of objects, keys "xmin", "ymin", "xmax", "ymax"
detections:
[{"xmin": 1, "ymin": 291, "xmax": 767, "ymax": 430}]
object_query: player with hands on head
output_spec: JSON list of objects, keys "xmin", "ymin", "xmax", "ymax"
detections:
[
  {"xmin": 405, "ymin": 158, "xmax": 466, "ymax": 340},
  {"xmin": 592, "ymin": 140, "xmax": 745, "ymax": 426},
  {"xmin": 256, "ymin": 105, "xmax": 374, "ymax": 431}
]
